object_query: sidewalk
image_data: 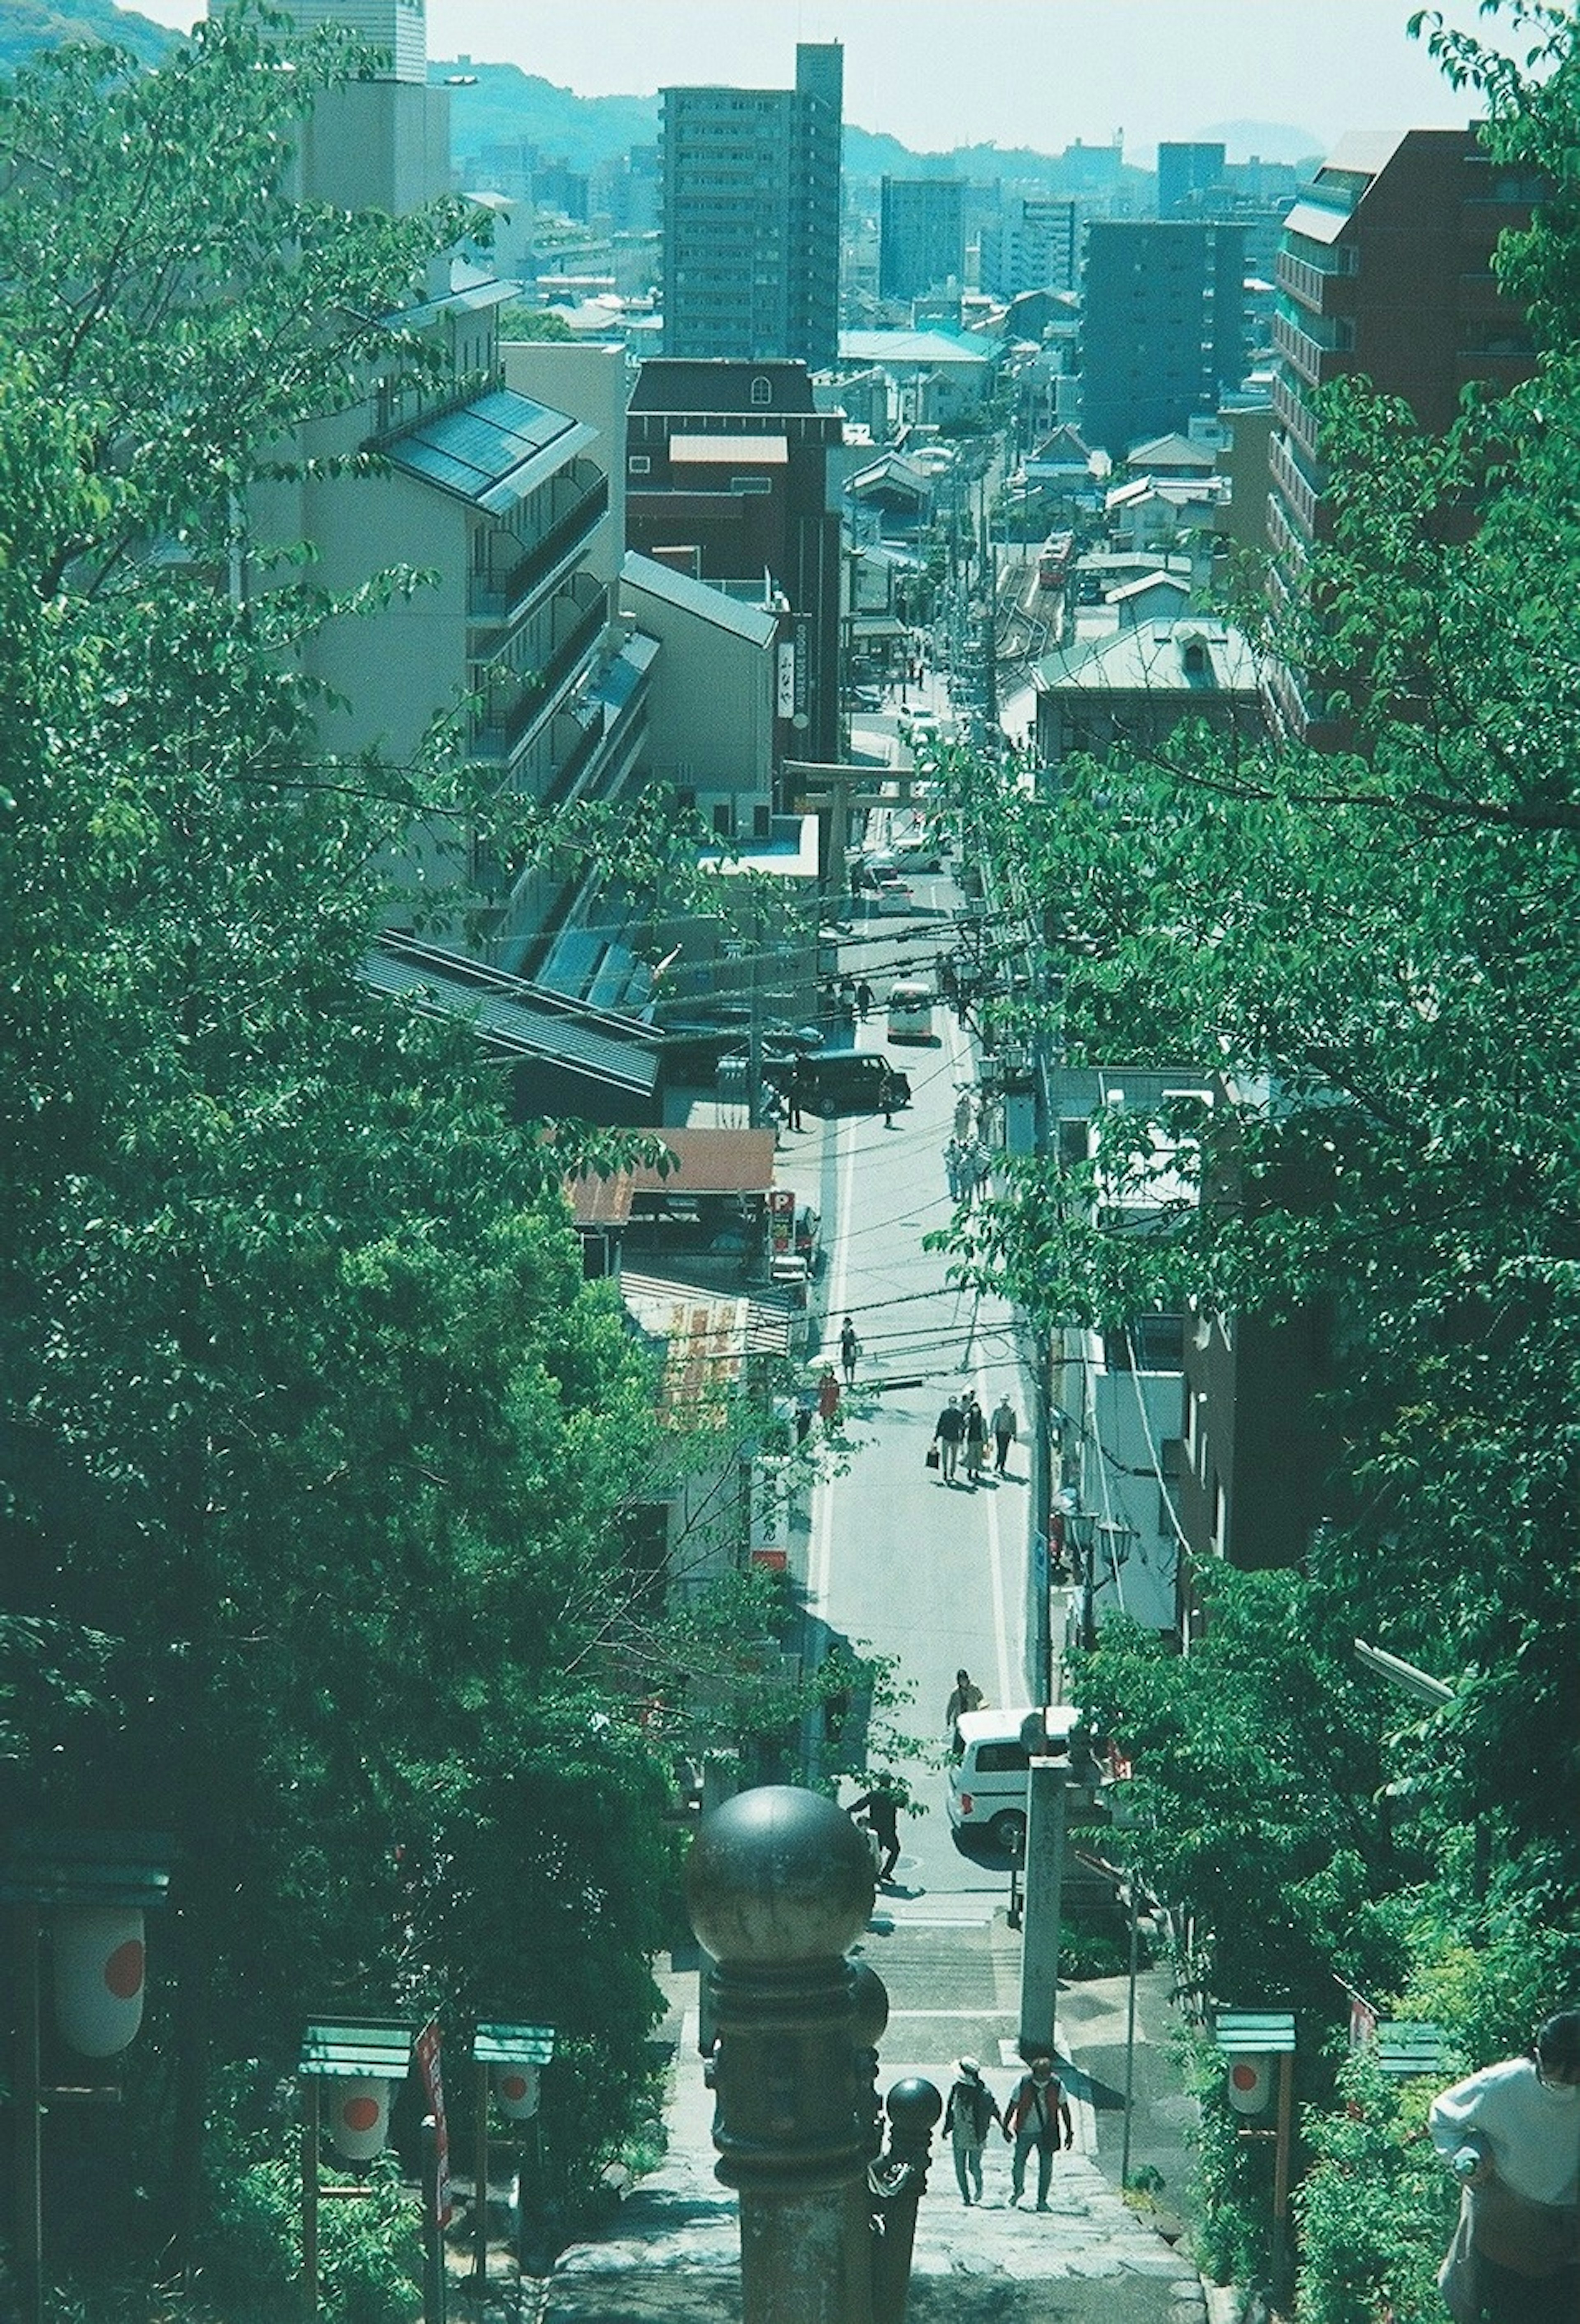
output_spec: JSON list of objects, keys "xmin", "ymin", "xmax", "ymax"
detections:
[{"xmin": 539, "ymin": 1912, "xmax": 1205, "ymax": 2322}]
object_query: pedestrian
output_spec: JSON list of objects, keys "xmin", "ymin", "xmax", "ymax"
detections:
[
  {"xmin": 849, "ymin": 1777, "xmax": 903, "ymax": 1882},
  {"xmin": 933, "ymin": 1395, "xmax": 964, "ymax": 1483},
  {"xmin": 967, "ymin": 1141, "xmax": 992, "ymax": 1206},
  {"xmin": 954, "ymin": 1090, "xmax": 975, "ymax": 1141},
  {"xmin": 855, "ymin": 978, "xmax": 875, "ymax": 1019},
  {"xmin": 1004, "ymin": 2054, "xmax": 1073, "ymax": 2211},
  {"xmin": 944, "ymin": 1668, "xmax": 985, "ymax": 1750},
  {"xmin": 784, "ymin": 1067, "xmax": 805, "ymax": 1132},
  {"xmin": 944, "ymin": 1137, "xmax": 964, "ymax": 1202},
  {"xmin": 1429, "ymin": 2008, "xmax": 1580, "ymax": 2324},
  {"xmin": 817, "ymin": 1366, "xmax": 841, "ymax": 1425},
  {"xmin": 839, "ymin": 1315, "xmax": 860, "ymax": 1387},
  {"xmin": 944, "ymin": 2058, "xmax": 1004, "ymax": 2206},
  {"xmin": 962, "ymin": 1392, "xmax": 987, "ymax": 1484},
  {"xmin": 992, "ymin": 1395, "xmax": 1019, "ymax": 1475},
  {"xmin": 879, "ymin": 1067, "xmax": 899, "ymax": 1129}
]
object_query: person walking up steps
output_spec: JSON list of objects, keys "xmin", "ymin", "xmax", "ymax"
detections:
[
  {"xmin": 933, "ymin": 1395, "xmax": 964, "ymax": 1483},
  {"xmin": 1006, "ymin": 2054, "xmax": 1073, "ymax": 2210},
  {"xmin": 945, "ymin": 2058, "xmax": 1004, "ymax": 2205},
  {"xmin": 839, "ymin": 1316, "xmax": 860, "ymax": 1387}
]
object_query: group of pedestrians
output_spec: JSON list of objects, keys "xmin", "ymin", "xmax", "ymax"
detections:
[
  {"xmin": 943, "ymin": 1134, "xmax": 991, "ymax": 1206},
  {"xmin": 932, "ymin": 1391, "xmax": 1018, "ymax": 1485},
  {"xmin": 944, "ymin": 2054, "xmax": 1074, "ymax": 2210}
]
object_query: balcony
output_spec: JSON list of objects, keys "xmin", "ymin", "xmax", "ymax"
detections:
[
  {"xmin": 1271, "ymin": 370, "xmax": 1320, "ymax": 458},
  {"xmin": 468, "ymin": 470, "xmax": 609, "ymax": 632},
  {"xmin": 1272, "ymin": 309, "xmax": 1352, "ymax": 390},
  {"xmin": 1269, "ymin": 434, "xmax": 1322, "ymax": 539},
  {"xmin": 471, "ymin": 591, "xmax": 608, "ymax": 767}
]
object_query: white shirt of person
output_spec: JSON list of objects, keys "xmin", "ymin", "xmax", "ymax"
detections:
[{"xmin": 1429, "ymin": 2056, "xmax": 1580, "ymax": 2208}]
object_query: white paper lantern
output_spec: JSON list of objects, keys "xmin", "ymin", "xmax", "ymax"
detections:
[
  {"xmin": 327, "ymin": 2075, "xmax": 393, "ymax": 2161},
  {"xmin": 53, "ymin": 1904, "xmax": 145, "ymax": 2057},
  {"xmin": 1225, "ymin": 2053, "xmax": 1273, "ymax": 2115},
  {"xmin": 495, "ymin": 2064, "xmax": 540, "ymax": 2121}
]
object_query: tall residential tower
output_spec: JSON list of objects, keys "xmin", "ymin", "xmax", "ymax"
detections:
[{"xmin": 660, "ymin": 42, "xmax": 842, "ymax": 365}]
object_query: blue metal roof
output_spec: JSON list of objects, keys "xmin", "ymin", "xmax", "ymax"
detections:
[{"xmin": 383, "ymin": 389, "xmax": 597, "ymax": 519}]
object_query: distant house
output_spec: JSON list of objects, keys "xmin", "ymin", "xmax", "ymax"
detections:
[
  {"xmin": 836, "ymin": 328, "xmax": 995, "ymax": 428},
  {"xmin": 1032, "ymin": 618, "xmax": 1262, "ymax": 778},
  {"xmin": 1124, "ymin": 431, "xmax": 1219, "ymax": 479}
]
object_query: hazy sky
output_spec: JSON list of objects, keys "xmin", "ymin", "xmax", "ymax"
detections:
[{"xmin": 124, "ymin": 0, "xmax": 1490, "ymax": 160}]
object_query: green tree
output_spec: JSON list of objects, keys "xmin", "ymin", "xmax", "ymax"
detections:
[
  {"xmin": 950, "ymin": 0, "xmax": 1580, "ymax": 2297},
  {"xmin": 0, "ymin": 21, "xmax": 689, "ymax": 2299}
]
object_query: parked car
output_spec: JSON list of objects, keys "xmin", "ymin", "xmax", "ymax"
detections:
[
  {"xmin": 793, "ymin": 1051, "xmax": 912, "ymax": 1120},
  {"xmin": 946, "ymin": 1706, "xmax": 1104, "ymax": 1853}
]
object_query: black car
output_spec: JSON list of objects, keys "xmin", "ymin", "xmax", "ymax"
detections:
[{"xmin": 785, "ymin": 1050, "xmax": 912, "ymax": 1119}]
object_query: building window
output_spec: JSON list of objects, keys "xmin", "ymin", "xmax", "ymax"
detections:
[
  {"xmin": 628, "ymin": 454, "xmax": 651, "ymax": 473},
  {"xmin": 750, "ymin": 374, "xmax": 773, "ymax": 406}
]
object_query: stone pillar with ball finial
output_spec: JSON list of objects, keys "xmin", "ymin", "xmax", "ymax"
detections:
[{"xmin": 684, "ymin": 1784, "xmax": 878, "ymax": 2324}]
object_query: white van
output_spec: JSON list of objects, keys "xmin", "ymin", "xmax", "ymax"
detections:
[
  {"xmin": 946, "ymin": 1705, "xmax": 1094, "ymax": 1852},
  {"xmin": 886, "ymin": 979, "xmax": 935, "ymax": 1043}
]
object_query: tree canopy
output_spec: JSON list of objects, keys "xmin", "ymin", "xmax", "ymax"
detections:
[
  {"xmin": 959, "ymin": 1, "xmax": 1580, "ymax": 2297},
  {"xmin": 0, "ymin": 19, "xmax": 699, "ymax": 2303}
]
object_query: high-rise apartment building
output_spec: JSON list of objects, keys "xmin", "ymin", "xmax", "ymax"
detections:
[
  {"xmin": 247, "ymin": 0, "xmax": 450, "ymax": 210},
  {"xmin": 1157, "ymin": 141, "xmax": 1226, "ymax": 219},
  {"xmin": 1268, "ymin": 128, "xmax": 1537, "ymax": 732},
  {"xmin": 878, "ymin": 177, "xmax": 965, "ymax": 302},
  {"xmin": 660, "ymin": 42, "xmax": 842, "ymax": 365},
  {"xmin": 1080, "ymin": 220, "xmax": 1247, "ymax": 458}
]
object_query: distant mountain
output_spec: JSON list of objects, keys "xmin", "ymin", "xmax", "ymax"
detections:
[
  {"xmin": 439, "ymin": 58, "xmax": 658, "ymax": 174},
  {"xmin": 438, "ymin": 66, "xmax": 1155, "ymax": 200},
  {"xmin": 3, "ymin": 0, "xmax": 174, "ymax": 73},
  {"xmin": 1194, "ymin": 119, "xmax": 1326, "ymax": 167}
]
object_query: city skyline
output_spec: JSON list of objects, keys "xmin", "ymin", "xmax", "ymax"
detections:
[{"xmin": 120, "ymin": 0, "xmax": 1487, "ymax": 163}]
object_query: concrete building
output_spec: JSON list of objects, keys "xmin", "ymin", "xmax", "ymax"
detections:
[
  {"xmin": 1157, "ymin": 141, "xmax": 1226, "ymax": 220},
  {"xmin": 981, "ymin": 196, "xmax": 1079, "ymax": 298},
  {"xmin": 1080, "ymin": 220, "xmax": 1247, "ymax": 459},
  {"xmin": 247, "ymin": 0, "xmax": 665, "ymax": 1085},
  {"xmin": 625, "ymin": 359, "xmax": 846, "ymax": 770},
  {"xmin": 618, "ymin": 553, "xmax": 779, "ymax": 842},
  {"xmin": 878, "ymin": 177, "xmax": 966, "ymax": 304},
  {"xmin": 259, "ymin": 0, "xmax": 450, "ymax": 210},
  {"xmin": 660, "ymin": 42, "xmax": 842, "ymax": 366}
]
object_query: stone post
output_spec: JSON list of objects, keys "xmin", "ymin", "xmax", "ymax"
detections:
[
  {"xmin": 685, "ymin": 1785, "xmax": 877, "ymax": 2324},
  {"xmin": 869, "ymin": 2078, "xmax": 943, "ymax": 2324}
]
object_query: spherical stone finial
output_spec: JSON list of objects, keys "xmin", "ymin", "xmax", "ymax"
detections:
[
  {"xmin": 885, "ymin": 2075, "xmax": 944, "ymax": 2135},
  {"xmin": 685, "ymin": 1785, "xmax": 875, "ymax": 1963},
  {"xmin": 849, "ymin": 1958, "xmax": 890, "ymax": 2049}
]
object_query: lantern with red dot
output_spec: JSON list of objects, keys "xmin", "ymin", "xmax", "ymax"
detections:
[
  {"xmin": 53, "ymin": 1903, "xmax": 146, "ymax": 2057},
  {"xmin": 495, "ymin": 2063, "xmax": 540, "ymax": 2122},
  {"xmin": 1225, "ymin": 2052, "xmax": 1273, "ymax": 2115},
  {"xmin": 327, "ymin": 2076, "xmax": 394, "ymax": 2161}
]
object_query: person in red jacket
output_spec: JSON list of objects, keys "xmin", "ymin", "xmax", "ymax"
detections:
[{"xmin": 1004, "ymin": 2054, "xmax": 1073, "ymax": 2210}]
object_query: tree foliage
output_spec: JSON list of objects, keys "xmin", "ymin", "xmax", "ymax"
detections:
[
  {"xmin": 0, "ymin": 19, "xmax": 702, "ymax": 2303},
  {"xmin": 960, "ymin": 0, "xmax": 1580, "ymax": 2299}
]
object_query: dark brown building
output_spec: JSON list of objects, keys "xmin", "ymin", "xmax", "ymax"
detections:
[
  {"xmin": 626, "ymin": 360, "xmax": 845, "ymax": 772},
  {"xmin": 1269, "ymin": 127, "xmax": 1538, "ymax": 737}
]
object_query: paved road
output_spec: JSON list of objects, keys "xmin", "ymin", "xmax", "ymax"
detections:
[
  {"xmin": 797, "ymin": 862, "xmax": 1040, "ymax": 1917},
  {"xmin": 530, "ymin": 842, "xmax": 1205, "ymax": 2322}
]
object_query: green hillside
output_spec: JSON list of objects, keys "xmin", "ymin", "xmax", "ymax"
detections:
[
  {"xmin": 2, "ymin": 0, "xmax": 173, "ymax": 74},
  {"xmin": 438, "ymin": 58, "xmax": 658, "ymax": 172}
]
